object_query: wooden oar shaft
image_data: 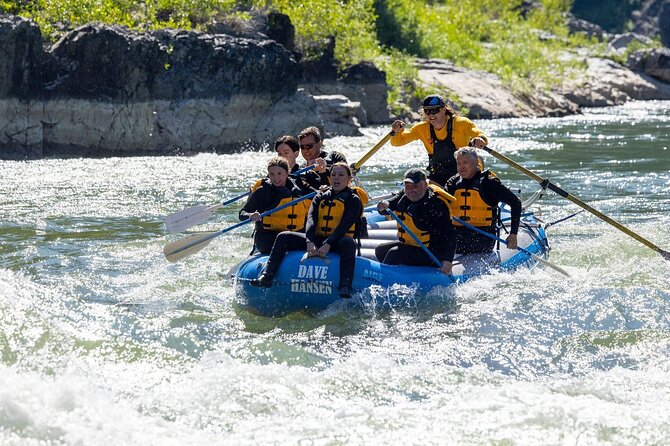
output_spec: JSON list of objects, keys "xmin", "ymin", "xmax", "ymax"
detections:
[
  {"xmin": 481, "ymin": 146, "xmax": 670, "ymax": 260},
  {"xmin": 353, "ymin": 131, "xmax": 395, "ymax": 170}
]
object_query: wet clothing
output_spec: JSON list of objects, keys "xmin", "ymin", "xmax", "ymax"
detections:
[
  {"xmin": 375, "ymin": 188, "xmax": 457, "ymax": 266},
  {"xmin": 302, "ymin": 150, "xmax": 347, "ymax": 187},
  {"xmin": 239, "ymin": 177, "xmax": 313, "ymax": 254},
  {"xmin": 445, "ymin": 169, "xmax": 522, "ymax": 254},
  {"xmin": 390, "ymin": 117, "xmax": 488, "ymax": 184},
  {"xmin": 263, "ymin": 186, "xmax": 362, "ymax": 290}
]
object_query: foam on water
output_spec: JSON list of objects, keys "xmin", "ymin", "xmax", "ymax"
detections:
[{"xmin": 2, "ymin": 102, "xmax": 670, "ymax": 444}]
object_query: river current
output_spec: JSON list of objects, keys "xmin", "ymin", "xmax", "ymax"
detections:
[{"xmin": 1, "ymin": 101, "xmax": 669, "ymax": 445}]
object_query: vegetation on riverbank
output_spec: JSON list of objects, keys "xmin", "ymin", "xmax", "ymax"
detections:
[{"xmin": 2, "ymin": 0, "xmax": 636, "ymax": 113}]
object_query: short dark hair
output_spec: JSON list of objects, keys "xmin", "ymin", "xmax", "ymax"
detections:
[
  {"xmin": 267, "ymin": 156, "xmax": 289, "ymax": 172},
  {"xmin": 274, "ymin": 135, "xmax": 300, "ymax": 152},
  {"xmin": 298, "ymin": 126, "xmax": 321, "ymax": 142}
]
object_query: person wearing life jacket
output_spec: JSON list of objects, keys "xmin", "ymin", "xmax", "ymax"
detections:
[
  {"xmin": 273, "ymin": 135, "xmax": 322, "ymax": 190},
  {"xmin": 251, "ymin": 163, "xmax": 364, "ymax": 299},
  {"xmin": 298, "ymin": 126, "xmax": 348, "ymax": 187},
  {"xmin": 445, "ymin": 147, "xmax": 521, "ymax": 254},
  {"xmin": 239, "ymin": 157, "xmax": 313, "ymax": 254},
  {"xmin": 375, "ymin": 168, "xmax": 457, "ymax": 275},
  {"xmin": 389, "ymin": 94, "xmax": 488, "ymax": 186}
]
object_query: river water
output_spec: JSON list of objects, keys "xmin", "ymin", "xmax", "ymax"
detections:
[{"xmin": 1, "ymin": 101, "xmax": 669, "ymax": 445}]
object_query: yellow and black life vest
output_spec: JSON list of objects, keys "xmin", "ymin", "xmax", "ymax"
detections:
[
  {"xmin": 250, "ymin": 178, "xmax": 311, "ymax": 232},
  {"xmin": 397, "ymin": 211, "xmax": 431, "ymax": 247},
  {"xmin": 261, "ymin": 195, "xmax": 310, "ymax": 232},
  {"xmin": 315, "ymin": 186, "xmax": 367, "ymax": 238},
  {"xmin": 451, "ymin": 173, "xmax": 495, "ymax": 228},
  {"xmin": 396, "ymin": 187, "xmax": 455, "ymax": 247}
]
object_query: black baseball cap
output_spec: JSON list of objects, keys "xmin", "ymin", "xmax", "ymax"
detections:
[
  {"xmin": 421, "ymin": 95, "xmax": 445, "ymax": 108},
  {"xmin": 403, "ymin": 168, "xmax": 428, "ymax": 184}
]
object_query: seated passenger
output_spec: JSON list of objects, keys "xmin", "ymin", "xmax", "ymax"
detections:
[
  {"xmin": 445, "ymin": 147, "xmax": 521, "ymax": 254},
  {"xmin": 298, "ymin": 126, "xmax": 348, "ymax": 186},
  {"xmin": 376, "ymin": 168, "xmax": 456, "ymax": 275},
  {"xmin": 273, "ymin": 135, "xmax": 322, "ymax": 190},
  {"xmin": 239, "ymin": 157, "xmax": 312, "ymax": 254},
  {"xmin": 250, "ymin": 163, "xmax": 363, "ymax": 298}
]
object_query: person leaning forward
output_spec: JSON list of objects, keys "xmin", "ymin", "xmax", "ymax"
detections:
[
  {"xmin": 445, "ymin": 147, "xmax": 521, "ymax": 254},
  {"xmin": 298, "ymin": 126, "xmax": 348, "ymax": 187},
  {"xmin": 250, "ymin": 163, "xmax": 363, "ymax": 299},
  {"xmin": 390, "ymin": 94, "xmax": 488, "ymax": 186},
  {"xmin": 376, "ymin": 168, "xmax": 457, "ymax": 275}
]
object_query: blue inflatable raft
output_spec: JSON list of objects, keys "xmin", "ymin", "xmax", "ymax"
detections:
[{"xmin": 233, "ymin": 207, "xmax": 549, "ymax": 317}]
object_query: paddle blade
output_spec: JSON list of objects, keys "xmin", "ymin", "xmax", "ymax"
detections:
[
  {"xmin": 163, "ymin": 232, "xmax": 217, "ymax": 262},
  {"xmin": 164, "ymin": 204, "xmax": 221, "ymax": 233}
]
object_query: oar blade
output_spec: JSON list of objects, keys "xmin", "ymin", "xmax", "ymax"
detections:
[
  {"xmin": 164, "ymin": 205, "xmax": 220, "ymax": 233},
  {"xmin": 164, "ymin": 232, "xmax": 216, "ymax": 262}
]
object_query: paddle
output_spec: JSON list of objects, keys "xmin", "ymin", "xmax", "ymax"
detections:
[
  {"xmin": 386, "ymin": 210, "xmax": 444, "ymax": 269},
  {"xmin": 480, "ymin": 146, "xmax": 670, "ymax": 261},
  {"xmin": 164, "ymin": 191, "xmax": 317, "ymax": 262},
  {"xmin": 452, "ymin": 216, "xmax": 570, "ymax": 277},
  {"xmin": 164, "ymin": 165, "xmax": 316, "ymax": 234},
  {"xmin": 352, "ymin": 130, "xmax": 395, "ymax": 172}
]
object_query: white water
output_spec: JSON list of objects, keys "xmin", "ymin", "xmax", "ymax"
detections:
[{"xmin": 1, "ymin": 101, "xmax": 670, "ymax": 445}]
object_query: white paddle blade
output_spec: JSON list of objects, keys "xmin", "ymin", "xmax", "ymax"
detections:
[
  {"xmin": 164, "ymin": 204, "xmax": 221, "ymax": 233},
  {"xmin": 163, "ymin": 232, "xmax": 217, "ymax": 262}
]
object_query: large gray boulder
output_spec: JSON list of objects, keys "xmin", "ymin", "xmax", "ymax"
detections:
[
  {"xmin": 628, "ymin": 47, "xmax": 670, "ymax": 83},
  {"xmin": 633, "ymin": 0, "xmax": 670, "ymax": 46},
  {"xmin": 0, "ymin": 15, "xmax": 42, "ymax": 98},
  {"xmin": 43, "ymin": 24, "xmax": 299, "ymax": 101},
  {"xmin": 563, "ymin": 57, "xmax": 670, "ymax": 106}
]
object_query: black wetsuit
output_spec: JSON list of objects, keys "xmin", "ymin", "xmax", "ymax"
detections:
[
  {"xmin": 445, "ymin": 170, "xmax": 522, "ymax": 254},
  {"xmin": 375, "ymin": 189, "xmax": 457, "ymax": 266}
]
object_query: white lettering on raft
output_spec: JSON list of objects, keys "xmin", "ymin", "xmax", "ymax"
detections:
[
  {"xmin": 290, "ymin": 280, "xmax": 333, "ymax": 294},
  {"xmin": 297, "ymin": 264, "xmax": 329, "ymax": 279}
]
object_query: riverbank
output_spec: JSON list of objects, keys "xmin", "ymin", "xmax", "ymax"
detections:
[{"xmin": 1, "ymin": 14, "xmax": 670, "ymax": 160}]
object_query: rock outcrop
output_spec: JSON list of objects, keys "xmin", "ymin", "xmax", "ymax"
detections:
[
  {"xmin": 1, "ymin": 12, "xmax": 670, "ymax": 160},
  {"xmin": 0, "ymin": 15, "xmax": 42, "ymax": 98}
]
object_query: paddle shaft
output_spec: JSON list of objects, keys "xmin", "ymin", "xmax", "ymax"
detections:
[
  {"xmin": 481, "ymin": 146, "xmax": 670, "ymax": 260},
  {"xmin": 353, "ymin": 131, "xmax": 395, "ymax": 170},
  {"xmin": 222, "ymin": 165, "xmax": 314, "ymax": 206},
  {"xmin": 387, "ymin": 210, "xmax": 443, "ymax": 268},
  {"xmin": 452, "ymin": 216, "xmax": 569, "ymax": 276},
  {"xmin": 165, "ymin": 191, "xmax": 317, "ymax": 259}
]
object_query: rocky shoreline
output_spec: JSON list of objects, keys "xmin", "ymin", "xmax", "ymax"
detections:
[{"xmin": 1, "ymin": 13, "xmax": 669, "ymax": 160}]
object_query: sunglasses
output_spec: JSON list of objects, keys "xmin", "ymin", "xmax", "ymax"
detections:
[
  {"xmin": 300, "ymin": 143, "xmax": 317, "ymax": 150},
  {"xmin": 423, "ymin": 107, "xmax": 442, "ymax": 116}
]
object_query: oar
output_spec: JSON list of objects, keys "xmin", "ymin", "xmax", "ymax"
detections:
[
  {"xmin": 352, "ymin": 130, "xmax": 395, "ymax": 171},
  {"xmin": 164, "ymin": 192, "xmax": 250, "ymax": 234},
  {"xmin": 386, "ymin": 210, "xmax": 445, "ymax": 270},
  {"xmin": 164, "ymin": 191, "xmax": 317, "ymax": 262},
  {"xmin": 480, "ymin": 146, "xmax": 670, "ymax": 261},
  {"xmin": 452, "ymin": 216, "xmax": 570, "ymax": 277},
  {"xmin": 164, "ymin": 165, "xmax": 316, "ymax": 234}
]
